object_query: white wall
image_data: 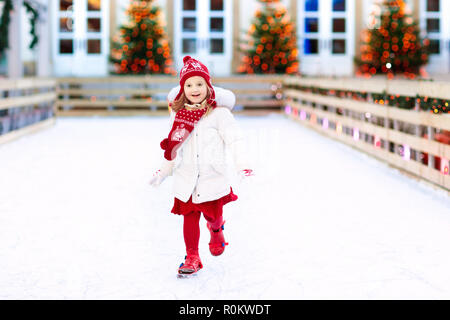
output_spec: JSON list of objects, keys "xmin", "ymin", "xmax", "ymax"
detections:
[
  {"xmin": 115, "ymin": 0, "xmax": 129, "ymax": 27},
  {"xmin": 18, "ymin": 0, "xmax": 51, "ymax": 75},
  {"xmin": 240, "ymin": 0, "xmax": 291, "ymax": 35},
  {"xmin": 0, "ymin": 2, "xmax": 5, "ymax": 75},
  {"xmin": 114, "ymin": 0, "xmax": 167, "ymax": 31},
  {"xmin": 21, "ymin": 5, "xmax": 35, "ymax": 63},
  {"xmin": 362, "ymin": 0, "xmax": 415, "ymax": 29},
  {"xmin": 0, "ymin": 0, "xmax": 33, "ymax": 75}
]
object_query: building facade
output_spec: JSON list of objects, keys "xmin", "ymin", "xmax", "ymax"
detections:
[{"xmin": 2, "ymin": 0, "xmax": 449, "ymax": 78}]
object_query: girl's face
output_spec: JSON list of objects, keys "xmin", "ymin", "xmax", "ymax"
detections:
[{"xmin": 184, "ymin": 76, "xmax": 208, "ymax": 104}]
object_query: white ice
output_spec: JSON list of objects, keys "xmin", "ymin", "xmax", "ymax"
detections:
[{"xmin": 0, "ymin": 114, "xmax": 449, "ymax": 299}]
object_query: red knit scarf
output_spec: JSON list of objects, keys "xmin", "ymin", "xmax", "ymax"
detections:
[{"xmin": 160, "ymin": 103, "xmax": 208, "ymax": 160}]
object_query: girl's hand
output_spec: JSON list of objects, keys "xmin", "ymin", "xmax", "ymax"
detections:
[{"xmin": 149, "ymin": 169, "xmax": 164, "ymax": 187}]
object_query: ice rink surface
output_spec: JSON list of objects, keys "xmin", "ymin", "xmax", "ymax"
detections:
[{"xmin": 0, "ymin": 114, "xmax": 449, "ymax": 299}]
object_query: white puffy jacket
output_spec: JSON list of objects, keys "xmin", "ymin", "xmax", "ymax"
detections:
[{"xmin": 159, "ymin": 86, "xmax": 249, "ymax": 203}]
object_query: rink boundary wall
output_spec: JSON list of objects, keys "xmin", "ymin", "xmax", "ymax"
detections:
[
  {"xmin": 55, "ymin": 76, "xmax": 284, "ymax": 117},
  {"xmin": 0, "ymin": 78, "xmax": 57, "ymax": 145},
  {"xmin": 283, "ymin": 76, "xmax": 450, "ymax": 192}
]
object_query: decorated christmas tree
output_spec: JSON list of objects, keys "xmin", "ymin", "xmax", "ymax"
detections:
[
  {"xmin": 110, "ymin": 0, "xmax": 176, "ymax": 75},
  {"xmin": 355, "ymin": 0, "xmax": 429, "ymax": 79},
  {"xmin": 237, "ymin": 0, "xmax": 299, "ymax": 74}
]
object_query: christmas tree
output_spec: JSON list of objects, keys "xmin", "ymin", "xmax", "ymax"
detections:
[
  {"xmin": 110, "ymin": 0, "xmax": 176, "ymax": 75},
  {"xmin": 355, "ymin": 0, "xmax": 429, "ymax": 79},
  {"xmin": 237, "ymin": 0, "xmax": 299, "ymax": 74}
]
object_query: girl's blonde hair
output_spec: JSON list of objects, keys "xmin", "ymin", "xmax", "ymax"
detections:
[{"xmin": 170, "ymin": 85, "xmax": 214, "ymax": 115}]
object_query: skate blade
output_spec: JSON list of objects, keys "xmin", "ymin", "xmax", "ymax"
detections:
[{"xmin": 177, "ymin": 272, "xmax": 198, "ymax": 279}]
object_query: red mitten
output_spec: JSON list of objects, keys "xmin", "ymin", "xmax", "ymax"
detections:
[
  {"xmin": 241, "ymin": 169, "xmax": 254, "ymax": 176},
  {"xmin": 160, "ymin": 108, "xmax": 207, "ymax": 160},
  {"xmin": 237, "ymin": 169, "xmax": 255, "ymax": 181}
]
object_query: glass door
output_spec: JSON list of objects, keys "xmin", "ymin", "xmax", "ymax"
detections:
[
  {"xmin": 53, "ymin": 0, "xmax": 77, "ymax": 76},
  {"xmin": 327, "ymin": 0, "xmax": 354, "ymax": 75},
  {"xmin": 298, "ymin": 0, "xmax": 322, "ymax": 75},
  {"xmin": 174, "ymin": 0, "xmax": 232, "ymax": 76},
  {"xmin": 420, "ymin": 0, "xmax": 450, "ymax": 74},
  {"xmin": 202, "ymin": 0, "xmax": 232, "ymax": 75},
  {"xmin": 297, "ymin": 0, "xmax": 354, "ymax": 76},
  {"xmin": 53, "ymin": 0, "xmax": 109, "ymax": 76},
  {"xmin": 79, "ymin": 0, "xmax": 109, "ymax": 76}
]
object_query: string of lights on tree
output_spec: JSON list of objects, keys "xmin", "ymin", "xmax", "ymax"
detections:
[
  {"xmin": 110, "ymin": 0, "xmax": 176, "ymax": 75},
  {"xmin": 237, "ymin": 0, "xmax": 299, "ymax": 74},
  {"xmin": 355, "ymin": 0, "xmax": 429, "ymax": 80}
]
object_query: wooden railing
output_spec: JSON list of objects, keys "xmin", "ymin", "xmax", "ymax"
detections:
[
  {"xmin": 0, "ymin": 78, "xmax": 57, "ymax": 145},
  {"xmin": 283, "ymin": 76, "xmax": 450, "ymax": 191},
  {"xmin": 56, "ymin": 75, "xmax": 285, "ymax": 116}
]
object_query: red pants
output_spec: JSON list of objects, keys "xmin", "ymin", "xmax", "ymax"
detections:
[
  {"xmin": 183, "ymin": 211, "xmax": 224, "ymax": 255},
  {"xmin": 171, "ymin": 188, "xmax": 237, "ymax": 255}
]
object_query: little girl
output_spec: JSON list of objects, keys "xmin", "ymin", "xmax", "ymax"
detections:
[{"xmin": 149, "ymin": 56, "xmax": 253, "ymax": 276}]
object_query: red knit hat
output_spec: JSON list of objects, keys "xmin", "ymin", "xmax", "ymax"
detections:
[{"xmin": 175, "ymin": 56, "xmax": 216, "ymax": 107}]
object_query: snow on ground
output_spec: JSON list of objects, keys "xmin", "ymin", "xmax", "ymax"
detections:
[{"xmin": 0, "ymin": 114, "xmax": 449, "ymax": 299}]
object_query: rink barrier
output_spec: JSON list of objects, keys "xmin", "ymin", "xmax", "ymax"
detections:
[
  {"xmin": 55, "ymin": 75, "xmax": 284, "ymax": 116},
  {"xmin": 0, "ymin": 78, "xmax": 57, "ymax": 145},
  {"xmin": 283, "ymin": 76, "xmax": 450, "ymax": 192}
]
